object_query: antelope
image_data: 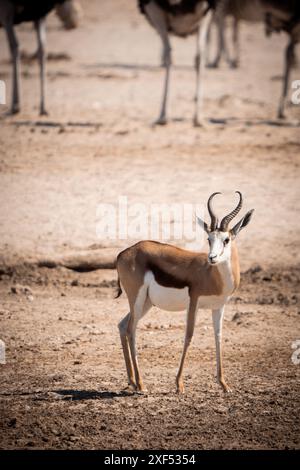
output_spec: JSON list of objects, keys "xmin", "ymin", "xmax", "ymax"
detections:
[
  {"xmin": 116, "ymin": 191, "xmax": 254, "ymax": 394},
  {"xmin": 138, "ymin": 0, "xmax": 214, "ymax": 126}
]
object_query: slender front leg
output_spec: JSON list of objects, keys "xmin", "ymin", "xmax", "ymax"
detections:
[
  {"xmin": 194, "ymin": 9, "xmax": 213, "ymax": 127},
  {"xmin": 4, "ymin": 22, "xmax": 20, "ymax": 114},
  {"xmin": 212, "ymin": 306, "xmax": 231, "ymax": 392},
  {"xmin": 145, "ymin": 2, "xmax": 171, "ymax": 125},
  {"xmin": 176, "ymin": 295, "xmax": 198, "ymax": 393},
  {"xmin": 277, "ymin": 39, "xmax": 294, "ymax": 119},
  {"xmin": 35, "ymin": 18, "xmax": 48, "ymax": 116}
]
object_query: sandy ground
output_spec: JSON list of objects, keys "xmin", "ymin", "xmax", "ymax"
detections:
[{"xmin": 0, "ymin": 0, "xmax": 300, "ymax": 450}]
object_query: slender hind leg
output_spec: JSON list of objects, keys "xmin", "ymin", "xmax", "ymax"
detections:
[
  {"xmin": 119, "ymin": 313, "xmax": 136, "ymax": 390},
  {"xmin": 127, "ymin": 294, "xmax": 152, "ymax": 393}
]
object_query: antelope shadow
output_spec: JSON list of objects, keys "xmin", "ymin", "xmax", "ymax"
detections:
[
  {"xmin": 0, "ymin": 388, "xmax": 135, "ymax": 401},
  {"xmin": 52, "ymin": 389, "xmax": 135, "ymax": 400}
]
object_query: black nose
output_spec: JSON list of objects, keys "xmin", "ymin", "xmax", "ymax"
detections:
[{"xmin": 209, "ymin": 254, "xmax": 217, "ymax": 261}]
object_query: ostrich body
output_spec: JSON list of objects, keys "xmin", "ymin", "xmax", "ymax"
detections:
[
  {"xmin": 138, "ymin": 0, "xmax": 214, "ymax": 125},
  {"xmin": 262, "ymin": 0, "xmax": 300, "ymax": 117},
  {"xmin": 0, "ymin": 0, "xmax": 79, "ymax": 115},
  {"xmin": 208, "ymin": 0, "xmax": 300, "ymax": 118},
  {"xmin": 207, "ymin": 0, "xmax": 264, "ymax": 69}
]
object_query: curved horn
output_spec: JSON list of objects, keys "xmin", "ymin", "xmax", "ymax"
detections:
[
  {"xmin": 207, "ymin": 192, "xmax": 221, "ymax": 231},
  {"xmin": 220, "ymin": 191, "xmax": 243, "ymax": 231}
]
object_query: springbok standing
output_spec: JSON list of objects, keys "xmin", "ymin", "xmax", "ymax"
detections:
[{"xmin": 116, "ymin": 192, "xmax": 254, "ymax": 393}]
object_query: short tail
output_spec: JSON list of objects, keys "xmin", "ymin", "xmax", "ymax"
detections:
[{"xmin": 115, "ymin": 276, "xmax": 123, "ymax": 299}]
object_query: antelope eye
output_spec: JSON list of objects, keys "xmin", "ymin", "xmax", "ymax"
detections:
[{"xmin": 224, "ymin": 238, "xmax": 230, "ymax": 245}]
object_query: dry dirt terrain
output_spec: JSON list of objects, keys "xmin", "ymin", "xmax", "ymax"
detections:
[{"xmin": 0, "ymin": 0, "xmax": 300, "ymax": 450}]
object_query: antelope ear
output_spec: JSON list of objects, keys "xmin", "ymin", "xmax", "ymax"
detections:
[
  {"xmin": 230, "ymin": 209, "xmax": 254, "ymax": 239},
  {"xmin": 196, "ymin": 216, "xmax": 209, "ymax": 234}
]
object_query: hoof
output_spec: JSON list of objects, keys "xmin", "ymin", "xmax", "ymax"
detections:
[
  {"xmin": 220, "ymin": 382, "xmax": 232, "ymax": 393},
  {"xmin": 176, "ymin": 381, "xmax": 185, "ymax": 394},
  {"xmin": 206, "ymin": 62, "xmax": 219, "ymax": 69},
  {"xmin": 153, "ymin": 117, "xmax": 167, "ymax": 126},
  {"xmin": 135, "ymin": 388, "xmax": 148, "ymax": 395},
  {"xmin": 122, "ymin": 383, "xmax": 136, "ymax": 392},
  {"xmin": 11, "ymin": 106, "xmax": 20, "ymax": 115},
  {"xmin": 135, "ymin": 383, "xmax": 148, "ymax": 395},
  {"xmin": 40, "ymin": 109, "xmax": 49, "ymax": 116},
  {"xmin": 193, "ymin": 117, "xmax": 203, "ymax": 128},
  {"xmin": 229, "ymin": 60, "xmax": 238, "ymax": 69}
]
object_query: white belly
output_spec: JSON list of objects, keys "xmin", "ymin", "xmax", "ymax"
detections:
[
  {"xmin": 147, "ymin": 272, "xmax": 189, "ymax": 311},
  {"xmin": 145, "ymin": 272, "xmax": 228, "ymax": 312}
]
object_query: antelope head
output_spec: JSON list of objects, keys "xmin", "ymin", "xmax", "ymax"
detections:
[{"xmin": 197, "ymin": 192, "xmax": 254, "ymax": 265}]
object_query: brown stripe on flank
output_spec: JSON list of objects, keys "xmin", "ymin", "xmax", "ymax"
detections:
[{"xmin": 147, "ymin": 261, "xmax": 189, "ymax": 289}]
